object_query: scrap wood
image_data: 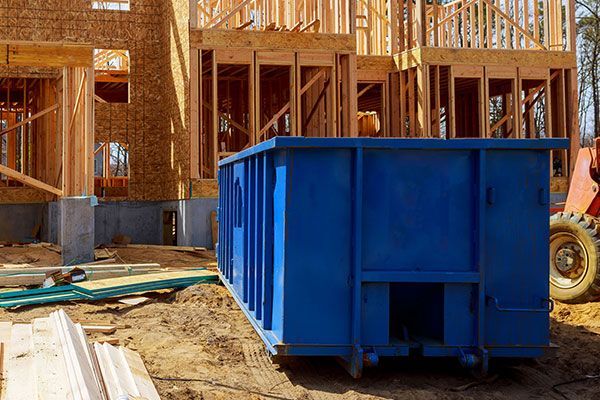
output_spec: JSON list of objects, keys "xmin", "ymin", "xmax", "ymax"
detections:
[
  {"xmin": 82, "ymin": 324, "xmax": 118, "ymax": 334},
  {"xmin": 40, "ymin": 242, "xmax": 62, "ymax": 254},
  {"xmin": 107, "ymin": 243, "xmax": 209, "ymax": 253},
  {"xmin": 94, "ymin": 248, "xmax": 117, "ymax": 260},
  {"xmin": 94, "ymin": 342, "xmax": 160, "ymax": 400},
  {"xmin": 118, "ymin": 295, "xmax": 151, "ymax": 306},
  {"xmin": 0, "ymin": 310, "xmax": 160, "ymax": 399},
  {"xmin": 0, "ymin": 263, "xmax": 163, "ymax": 287},
  {"xmin": 0, "ymin": 269, "xmax": 218, "ymax": 308}
]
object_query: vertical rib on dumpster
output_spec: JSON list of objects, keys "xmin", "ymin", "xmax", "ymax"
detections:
[
  {"xmin": 476, "ymin": 149, "xmax": 489, "ymax": 372},
  {"xmin": 262, "ymin": 152, "xmax": 274, "ymax": 331},
  {"xmin": 348, "ymin": 147, "xmax": 364, "ymax": 378}
]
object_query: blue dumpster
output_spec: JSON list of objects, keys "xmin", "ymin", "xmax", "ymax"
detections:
[{"xmin": 217, "ymin": 137, "xmax": 568, "ymax": 377}]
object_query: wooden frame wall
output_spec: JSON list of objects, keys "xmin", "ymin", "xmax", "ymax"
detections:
[
  {"xmin": 0, "ymin": 42, "xmax": 94, "ymax": 201},
  {"xmin": 191, "ymin": 46, "xmax": 353, "ymax": 179}
]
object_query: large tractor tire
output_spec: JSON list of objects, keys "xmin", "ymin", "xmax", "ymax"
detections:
[{"xmin": 550, "ymin": 212, "xmax": 600, "ymax": 303}]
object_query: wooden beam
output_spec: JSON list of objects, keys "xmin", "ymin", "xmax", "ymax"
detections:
[
  {"xmin": 67, "ymin": 72, "xmax": 87, "ymax": 137},
  {"xmin": 490, "ymin": 112, "xmax": 512, "ymax": 134},
  {"xmin": 300, "ymin": 19, "xmax": 321, "ymax": 33},
  {"xmin": 0, "ymin": 104, "xmax": 59, "ymax": 136},
  {"xmin": 396, "ymin": 47, "xmax": 577, "ymax": 70},
  {"xmin": 303, "ymin": 79, "xmax": 331, "ymax": 129},
  {"xmin": 191, "ymin": 29, "xmax": 356, "ymax": 52},
  {"xmin": 259, "ymin": 102, "xmax": 291, "ymax": 138},
  {"xmin": 0, "ymin": 42, "xmax": 93, "ymax": 68},
  {"xmin": 357, "ymin": 83, "xmax": 376, "ymax": 98},
  {"xmin": 211, "ymin": 0, "xmax": 255, "ymax": 28},
  {"xmin": 203, "ymin": 100, "xmax": 249, "ymax": 134},
  {"xmin": 0, "ymin": 164, "xmax": 63, "ymax": 196},
  {"xmin": 299, "ymin": 68, "xmax": 327, "ymax": 96}
]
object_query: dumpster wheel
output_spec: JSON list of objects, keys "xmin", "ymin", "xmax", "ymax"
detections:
[{"xmin": 550, "ymin": 212, "xmax": 600, "ymax": 303}]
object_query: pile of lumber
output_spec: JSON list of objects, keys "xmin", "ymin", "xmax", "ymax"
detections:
[
  {"xmin": 0, "ymin": 263, "xmax": 163, "ymax": 287},
  {"xmin": 104, "ymin": 244, "xmax": 216, "ymax": 259},
  {"xmin": 0, "ymin": 309, "xmax": 160, "ymax": 399},
  {"xmin": 0, "ymin": 269, "xmax": 218, "ymax": 308}
]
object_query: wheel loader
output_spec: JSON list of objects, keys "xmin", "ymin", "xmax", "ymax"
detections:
[{"xmin": 551, "ymin": 138, "xmax": 600, "ymax": 303}]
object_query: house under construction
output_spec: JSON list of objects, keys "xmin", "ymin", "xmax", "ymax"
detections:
[{"xmin": 0, "ymin": 0, "xmax": 579, "ymax": 262}]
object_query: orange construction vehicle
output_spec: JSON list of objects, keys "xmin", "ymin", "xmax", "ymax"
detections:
[{"xmin": 551, "ymin": 139, "xmax": 600, "ymax": 303}]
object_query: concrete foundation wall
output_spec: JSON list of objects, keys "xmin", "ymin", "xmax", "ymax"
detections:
[
  {"xmin": 0, "ymin": 198, "xmax": 218, "ymax": 249},
  {"xmin": 0, "ymin": 203, "xmax": 46, "ymax": 242},
  {"xmin": 95, "ymin": 198, "xmax": 218, "ymax": 248}
]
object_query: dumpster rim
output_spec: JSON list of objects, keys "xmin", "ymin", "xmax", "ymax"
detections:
[{"xmin": 218, "ymin": 137, "xmax": 569, "ymax": 166}]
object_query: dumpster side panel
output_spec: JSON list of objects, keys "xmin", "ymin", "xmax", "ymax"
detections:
[
  {"xmin": 283, "ymin": 148, "xmax": 353, "ymax": 344},
  {"xmin": 232, "ymin": 161, "xmax": 246, "ymax": 300},
  {"xmin": 361, "ymin": 149, "xmax": 476, "ymax": 273},
  {"xmin": 484, "ymin": 150, "xmax": 550, "ymax": 347}
]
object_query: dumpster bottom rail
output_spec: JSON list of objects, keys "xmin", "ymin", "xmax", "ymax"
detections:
[{"xmin": 219, "ymin": 272, "xmax": 549, "ymax": 378}]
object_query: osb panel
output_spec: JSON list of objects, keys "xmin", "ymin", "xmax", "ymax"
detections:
[
  {"xmin": 0, "ymin": 65, "xmax": 59, "ymax": 79},
  {"xmin": 161, "ymin": 0, "xmax": 191, "ymax": 201},
  {"xmin": 190, "ymin": 179, "xmax": 218, "ymax": 198},
  {"xmin": 551, "ymin": 177, "xmax": 569, "ymax": 193},
  {"xmin": 1, "ymin": 42, "xmax": 93, "ymax": 68},
  {"xmin": 0, "ymin": 0, "xmax": 192, "ymax": 201},
  {"xmin": 191, "ymin": 29, "xmax": 356, "ymax": 52},
  {"xmin": 0, "ymin": 188, "xmax": 49, "ymax": 204},
  {"xmin": 357, "ymin": 55, "xmax": 396, "ymax": 72}
]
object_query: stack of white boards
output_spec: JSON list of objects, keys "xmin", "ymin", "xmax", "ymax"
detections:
[{"xmin": 0, "ymin": 309, "xmax": 160, "ymax": 400}]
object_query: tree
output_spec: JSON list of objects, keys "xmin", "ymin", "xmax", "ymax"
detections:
[{"xmin": 577, "ymin": 0, "xmax": 600, "ymax": 143}]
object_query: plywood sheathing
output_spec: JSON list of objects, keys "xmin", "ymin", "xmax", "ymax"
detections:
[
  {"xmin": 0, "ymin": 187, "xmax": 49, "ymax": 204},
  {"xmin": 0, "ymin": 0, "xmax": 191, "ymax": 202},
  {"xmin": 160, "ymin": 0, "xmax": 192, "ymax": 201}
]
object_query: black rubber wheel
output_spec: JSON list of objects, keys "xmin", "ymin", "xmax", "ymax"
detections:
[{"xmin": 550, "ymin": 212, "xmax": 600, "ymax": 303}]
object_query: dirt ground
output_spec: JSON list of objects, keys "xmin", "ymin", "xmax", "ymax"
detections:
[{"xmin": 1, "ymin": 247, "xmax": 600, "ymax": 400}]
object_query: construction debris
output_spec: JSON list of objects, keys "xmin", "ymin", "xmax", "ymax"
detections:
[
  {"xmin": 105, "ymin": 244, "xmax": 213, "ymax": 258},
  {"xmin": 94, "ymin": 248, "xmax": 117, "ymax": 261},
  {"xmin": 1, "ymin": 309, "xmax": 160, "ymax": 400},
  {"xmin": 0, "ymin": 263, "xmax": 164, "ymax": 287},
  {"xmin": 0, "ymin": 269, "xmax": 218, "ymax": 308}
]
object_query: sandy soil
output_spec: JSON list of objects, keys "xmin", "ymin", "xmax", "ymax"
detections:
[{"xmin": 1, "ymin": 247, "xmax": 600, "ymax": 400}]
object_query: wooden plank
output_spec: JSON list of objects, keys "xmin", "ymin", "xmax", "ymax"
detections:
[
  {"xmin": 2, "ymin": 324, "xmax": 35, "ymax": 400},
  {"xmin": 519, "ymin": 66, "xmax": 550, "ymax": 80},
  {"xmin": 486, "ymin": 65, "xmax": 518, "ymax": 79},
  {"xmin": 32, "ymin": 318, "xmax": 72, "ymax": 399},
  {"xmin": 94, "ymin": 342, "xmax": 140, "ymax": 399},
  {"xmin": 50, "ymin": 310, "xmax": 104, "ymax": 400},
  {"xmin": 0, "ymin": 270, "xmax": 163, "ymax": 287},
  {"xmin": 256, "ymin": 51, "xmax": 295, "ymax": 65},
  {"xmin": 82, "ymin": 325, "xmax": 117, "ymax": 335},
  {"xmin": 450, "ymin": 65, "xmax": 484, "ymax": 78},
  {"xmin": 108, "ymin": 244, "xmax": 208, "ymax": 252},
  {"xmin": 1, "ymin": 42, "xmax": 93, "ymax": 68},
  {"xmin": 121, "ymin": 347, "xmax": 160, "ymax": 400},
  {"xmin": 0, "ymin": 322, "xmax": 12, "ymax": 343},
  {"xmin": 74, "ymin": 270, "xmax": 217, "ymax": 292},
  {"xmin": 0, "ymin": 104, "xmax": 59, "ymax": 136},
  {"xmin": 0, "ymin": 263, "xmax": 161, "ymax": 274},
  {"xmin": 215, "ymin": 48, "xmax": 253, "ymax": 64},
  {"xmin": 0, "ymin": 164, "xmax": 63, "ymax": 196},
  {"xmin": 297, "ymin": 52, "xmax": 335, "ymax": 66},
  {"xmin": 398, "ymin": 47, "xmax": 577, "ymax": 70},
  {"xmin": 191, "ymin": 29, "xmax": 356, "ymax": 52}
]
